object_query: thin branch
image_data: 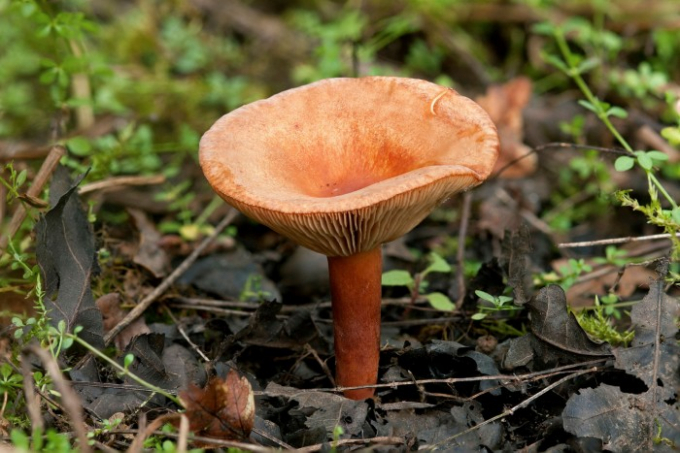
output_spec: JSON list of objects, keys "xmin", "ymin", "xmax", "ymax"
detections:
[
  {"xmin": 79, "ymin": 174, "xmax": 166, "ymax": 195},
  {"xmin": 257, "ymin": 359, "xmax": 607, "ymax": 396},
  {"xmin": 25, "ymin": 346, "xmax": 92, "ymax": 453},
  {"xmin": 104, "ymin": 209, "xmax": 238, "ymax": 345},
  {"xmin": 162, "ymin": 304, "xmax": 211, "ymax": 362},
  {"xmin": 559, "ymin": 232, "xmax": 680, "ymax": 248},
  {"xmin": 0, "ymin": 145, "xmax": 66, "ymax": 254}
]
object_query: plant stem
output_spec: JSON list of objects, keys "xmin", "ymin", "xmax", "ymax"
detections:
[
  {"xmin": 69, "ymin": 334, "xmax": 182, "ymax": 406},
  {"xmin": 555, "ymin": 29, "xmax": 678, "ymax": 210},
  {"xmin": 328, "ymin": 248, "xmax": 382, "ymax": 400}
]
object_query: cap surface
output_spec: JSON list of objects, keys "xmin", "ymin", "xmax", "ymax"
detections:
[{"xmin": 200, "ymin": 76, "xmax": 499, "ymax": 256}]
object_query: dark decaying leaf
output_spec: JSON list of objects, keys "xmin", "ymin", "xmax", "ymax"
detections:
[
  {"xmin": 35, "ymin": 165, "xmax": 104, "ymax": 350},
  {"xmin": 383, "ymin": 401, "xmax": 502, "ymax": 450},
  {"xmin": 178, "ymin": 248, "xmax": 281, "ymax": 301},
  {"xmin": 230, "ymin": 301, "xmax": 321, "ymax": 349},
  {"xmin": 397, "ymin": 341, "xmax": 502, "ymax": 395},
  {"xmin": 264, "ymin": 383, "xmax": 368, "ymax": 438},
  {"xmin": 528, "ymin": 285, "xmax": 612, "ymax": 361},
  {"xmin": 613, "ymin": 263, "xmax": 680, "ymax": 394},
  {"xmin": 85, "ymin": 334, "xmax": 206, "ymax": 419},
  {"xmin": 180, "ymin": 370, "xmax": 255, "ymax": 442},
  {"xmin": 563, "ymin": 263, "xmax": 680, "ymax": 450}
]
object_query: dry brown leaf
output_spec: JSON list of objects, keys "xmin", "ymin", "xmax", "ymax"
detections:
[
  {"xmin": 95, "ymin": 293, "xmax": 150, "ymax": 350},
  {"xmin": 179, "ymin": 370, "xmax": 255, "ymax": 445},
  {"xmin": 128, "ymin": 208, "xmax": 170, "ymax": 278},
  {"xmin": 550, "ymin": 259, "xmax": 656, "ymax": 308},
  {"xmin": 476, "ymin": 77, "xmax": 537, "ymax": 178}
]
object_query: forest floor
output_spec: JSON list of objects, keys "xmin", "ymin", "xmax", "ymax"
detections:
[{"xmin": 0, "ymin": 1, "xmax": 679, "ymax": 452}]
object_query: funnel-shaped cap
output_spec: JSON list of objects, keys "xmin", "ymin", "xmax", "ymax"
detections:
[{"xmin": 200, "ymin": 77, "xmax": 499, "ymax": 256}]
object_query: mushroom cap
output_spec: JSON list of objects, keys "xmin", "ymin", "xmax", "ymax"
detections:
[{"xmin": 200, "ymin": 76, "xmax": 499, "ymax": 256}]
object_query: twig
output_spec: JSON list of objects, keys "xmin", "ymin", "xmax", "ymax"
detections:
[
  {"xmin": 296, "ymin": 436, "xmax": 406, "ymax": 452},
  {"xmin": 559, "ymin": 232, "xmax": 680, "ymax": 248},
  {"xmin": 304, "ymin": 344, "xmax": 335, "ymax": 387},
  {"xmin": 79, "ymin": 174, "xmax": 166, "ymax": 195},
  {"xmin": 104, "ymin": 209, "xmax": 238, "ymax": 345},
  {"xmin": 162, "ymin": 305, "xmax": 210, "ymax": 362},
  {"xmin": 455, "ymin": 192, "xmax": 472, "ymax": 309},
  {"xmin": 0, "ymin": 145, "xmax": 66, "ymax": 254},
  {"xmin": 428, "ymin": 367, "xmax": 599, "ymax": 449},
  {"xmin": 25, "ymin": 345, "xmax": 92, "ymax": 453},
  {"xmin": 20, "ymin": 354, "xmax": 44, "ymax": 434},
  {"xmin": 257, "ymin": 359, "xmax": 607, "ymax": 396},
  {"xmin": 117, "ymin": 428, "xmax": 271, "ymax": 452},
  {"xmin": 177, "ymin": 414, "xmax": 189, "ymax": 453}
]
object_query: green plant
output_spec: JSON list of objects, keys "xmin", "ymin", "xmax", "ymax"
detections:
[
  {"xmin": 239, "ymin": 274, "xmax": 272, "ymax": 302},
  {"xmin": 471, "ymin": 290, "xmax": 520, "ymax": 321},
  {"xmin": 592, "ymin": 246, "xmax": 630, "ymax": 267},
  {"xmin": 537, "ymin": 20, "xmax": 680, "ymax": 258},
  {"xmin": 575, "ymin": 295, "xmax": 634, "ymax": 346},
  {"xmin": 536, "ymin": 258, "xmax": 593, "ymax": 291},
  {"xmin": 381, "ymin": 252, "xmax": 455, "ymax": 311},
  {"xmin": 11, "ymin": 427, "xmax": 73, "ymax": 453}
]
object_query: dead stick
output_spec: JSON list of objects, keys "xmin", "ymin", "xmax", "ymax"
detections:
[
  {"xmin": 0, "ymin": 145, "xmax": 66, "ymax": 253},
  {"xmin": 104, "ymin": 209, "xmax": 238, "ymax": 345},
  {"xmin": 27, "ymin": 346, "xmax": 92, "ymax": 453},
  {"xmin": 79, "ymin": 174, "xmax": 166, "ymax": 195},
  {"xmin": 559, "ymin": 232, "xmax": 680, "ymax": 248}
]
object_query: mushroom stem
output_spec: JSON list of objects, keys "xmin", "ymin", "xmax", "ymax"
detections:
[{"xmin": 327, "ymin": 247, "xmax": 382, "ymax": 400}]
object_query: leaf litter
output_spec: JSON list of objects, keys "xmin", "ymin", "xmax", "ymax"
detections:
[
  {"xmin": 25, "ymin": 157, "xmax": 680, "ymax": 451},
  {"xmin": 564, "ymin": 259, "xmax": 680, "ymax": 451}
]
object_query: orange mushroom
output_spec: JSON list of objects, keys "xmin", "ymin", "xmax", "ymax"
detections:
[{"xmin": 200, "ymin": 77, "xmax": 499, "ymax": 399}]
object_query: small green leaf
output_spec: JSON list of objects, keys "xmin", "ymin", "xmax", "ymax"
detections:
[
  {"xmin": 123, "ymin": 354, "xmax": 135, "ymax": 369},
  {"xmin": 542, "ymin": 53, "xmax": 568, "ymax": 72},
  {"xmin": 646, "ymin": 150, "xmax": 668, "ymax": 162},
  {"xmin": 577, "ymin": 99, "xmax": 598, "ymax": 114},
  {"xmin": 474, "ymin": 290, "xmax": 496, "ymax": 303},
  {"xmin": 661, "ymin": 126, "xmax": 680, "ymax": 146},
  {"xmin": 471, "ymin": 312, "xmax": 487, "ymax": 321},
  {"xmin": 606, "ymin": 106, "xmax": 628, "ymax": 119},
  {"xmin": 424, "ymin": 292, "xmax": 455, "ymax": 311},
  {"xmin": 614, "ymin": 156, "xmax": 635, "ymax": 171},
  {"xmin": 636, "ymin": 153, "xmax": 653, "ymax": 170},
  {"xmin": 531, "ymin": 22, "xmax": 555, "ymax": 36},
  {"xmin": 66, "ymin": 136, "xmax": 92, "ymax": 156},
  {"xmin": 381, "ymin": 270, "xmax": 414, "ymax": 287},
  {"xmin": 423, "ymin": 252, "xmax": 451, "ymax": 275},
  {"xmin": 672, "ymin": 207, "xmax": 680, "ymax": 224},
  {"xmin": 15, "ymin": 169, "xmax": 27, "ymax": 187},
  {"xmin": 575, "ymin": 57, "xmax": 600, "ymax": 75}
]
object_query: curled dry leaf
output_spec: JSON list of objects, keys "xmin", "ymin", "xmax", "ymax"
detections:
[
  {"xmin": 477, "ymin": 77, "xmax": 536, "ymax": 178},
  {"xmin": 179, "ymin": 370, "xmax": 255, "ymax": 444}
]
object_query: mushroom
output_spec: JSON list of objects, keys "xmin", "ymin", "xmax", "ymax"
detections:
[{"xmin": 200, "ymin": 77, "xmax": 499, "ymax": 399}]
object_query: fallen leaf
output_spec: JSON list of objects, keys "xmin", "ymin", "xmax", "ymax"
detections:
[
  {"xmin": 264, "ymin": 383, "xmax": 368, "ymax": 437},
  {"xmin": 180, "ymin": 370, "xmax": 255, "ymax": 443},
  {"xmin": 476, "ymin": 77, "xmax": 537, "ymax": 178},
  {"xmin": 35, "ymin": 165, "xmax": 104, "ymax": 352},
  {"xmin": 128, "ymin": 208, "xmax": 170, "ymax": 278},
  {"xmin": 528, "ymin": 285, "xmax": 612, "ymax": 360},
  {"xmin": 95, "ymin": 293, "xmax": 151, "ymax": 350}
]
